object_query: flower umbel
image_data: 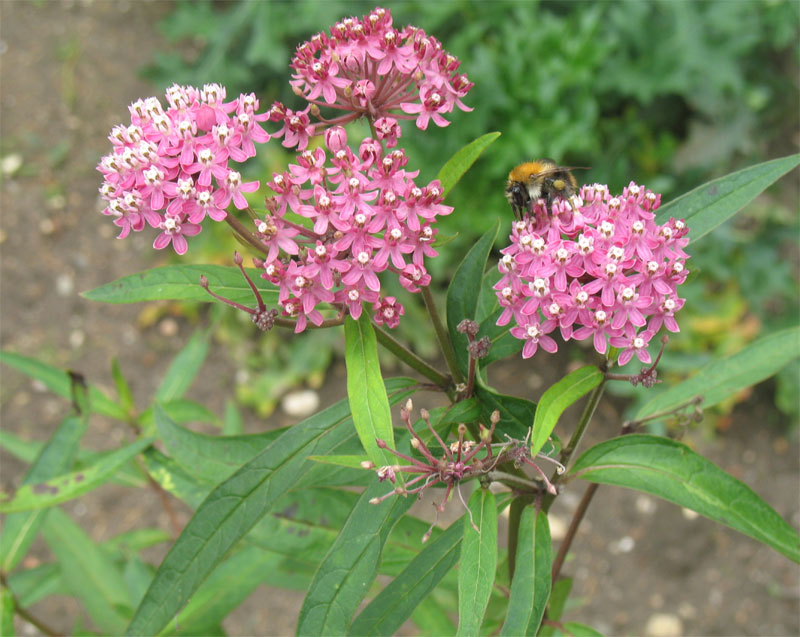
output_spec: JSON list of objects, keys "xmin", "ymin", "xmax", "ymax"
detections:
[{"xmin": 495, "ymin": 183, "xmax": 690, "ymax": 364}]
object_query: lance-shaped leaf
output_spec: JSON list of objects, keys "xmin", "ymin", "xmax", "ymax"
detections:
[
  {"xmin": 437, "ymin": 132, "xmax": 502, "ymax": 198},
  {"xmin": 0, "ymin": 437, "xmax": 153, "ymax": 513},
  {"xmin": 656, "ymin": 153, "xmax": 800, "ymax": 242},
  {"xmin": 475, "ymin": 382, "xmax": 534, "ymax": 440},
  {"xmin": 447, "ymin": 221, "xmax": 501, "ymax": 376},
  {"xmin": 1, "ymin": 377, "xmax": 89, "ymax": 570},
  {"xmin": 638, "ymin": 326, "xmax": 800, "ymax": 421},
  {"xmin": 0, "ymin": 351, "xmax": 126, "ymax": 420},
  {"xmin": 296, "ymin": 479, "xmax": 414, "ymax": 636},
  {"xmin": 457, "ymin": 488, "xmax": 498, "ymax": 637},
  {"xmin": 345, "ymin": 315, "xmax": 398, "ymax": 471},
  {"xmin": 42, "ymin": 508, "xmax": 132, "ymax": 633},
  {"xmin": 155, "ymin": 329, "xmax": 210, "ymax": 403},
  {"xmin": 570, "ymin": 434, "xmax": 800, "ymax": 562},
  {"xmin": 351, "ymin": 518, "xmax": 464, "ymax": 636},
  {"xmin": 532, "ymin": 366, "xmax": 603, "ymax": 456},
  {"xmin": 500, "ymin": 507, "xmax": 552, "ymax": 636},
  {"xmin": 160, "ymin": 546, "xmax": 285, "ymax": 636},
  {"xmin": 126, "ymin": 379, "xmax": 416, "ymax": 636},
  {"xmin": 81, "ymin": 264, "xmax": 280, "ymax": 305},
  {"xmin": 154, "ymin": 403, "xmax": 286, "ymax": 484}
]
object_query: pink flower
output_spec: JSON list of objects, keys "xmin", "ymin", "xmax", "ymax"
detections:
[
  {"xmin": 496, "ymin": 182, "xmax": 690, "ymax": 361},
  {"xmin": 153, "ymin": 214, "xmax": 201, "ymax": 255},
  {"xmin": 98, "ymin": 84, "xmax": 271, "ymax": 255},
  {"xmin": 373, "ymin": 296, "xmax": 404, "ymax": 329},
  {"xmin": 510, "ymin": 319, "xmax": 558, "ymax": 359},
  {"xmin": 285, "ymin": 7, "xmax": 472, "ymax": 138}
]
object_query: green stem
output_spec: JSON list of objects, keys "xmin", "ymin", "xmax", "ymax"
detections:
[
  {"xmin": 420, "ymin": 285, "xmax": 464, "ymax": 385},
  {"xmin": 373, "ymin": 324, "xmax": 451, "ymax": 389},
  {"xmin": 550, "ymin": 482, "xmax": 599, "ymax": 583}
]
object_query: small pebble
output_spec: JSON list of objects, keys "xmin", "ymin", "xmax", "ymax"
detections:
[
  {"xmin": 281, "ymin": 389, "xmax": 320, "ymax": 418},
  {"xmin": 548, "ymin": 514, "xmax": 567, "ymax": 541},
  {"xmin": 645, "ymin": 613, "xmax": 683, "ymax": 636}
]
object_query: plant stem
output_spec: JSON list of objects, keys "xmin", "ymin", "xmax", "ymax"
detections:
[
  {"xmin": 420, "ymin": 285, "xmax": 464, "ymax": 385},
  {"xmin": 550, "ymin": 482, "xmax": 600, "ymax": 582},
  {"xmin": 224, "ymin": 213, "xmax": 268, "ymax": 255},
  {"xmin": 373, "ymin": 324, "xmax": 451, "ymax": 389}
]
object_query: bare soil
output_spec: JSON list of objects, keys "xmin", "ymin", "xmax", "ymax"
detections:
[{"xmin": 1, "ymin": 2, "xmax": 798, "ymax": 636}]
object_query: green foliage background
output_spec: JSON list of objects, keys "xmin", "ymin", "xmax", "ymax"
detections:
[{"xmin": 143, "ymin": 0, "xmax": 799, "ymax": 421}]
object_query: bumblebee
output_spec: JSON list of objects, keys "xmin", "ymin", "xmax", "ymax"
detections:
[{"xmin": 505, "ymin": 159, "xmax": 582, "ymax": 219}]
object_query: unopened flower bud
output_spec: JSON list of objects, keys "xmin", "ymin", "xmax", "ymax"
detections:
[
  {"xmin": 457, "ymin": 319, "xmax": 480, "ymax": 337},
  {"xmin": 376, "ymin": 438, "xmax": 388, "ymax": 448},
  {"xmin": 468, "ymin": 336, "xmax": 491, "ymax": 360},
  {"xmin": 411, "ymin": 438, "xmax": 421, "ymax": 449},
  {"xmin": 490, "ymin": 410, "xmax": 501, "ymax": 425},
  {"xmin": 419, "ymin": 408, "xmax": 429, "ymax": 420},
  {"xmin": 361, "ymin": 460, "xmax": 375, "ymax": 469},
  {"xmin": 233, "ymin": 251, "xmax": 243, "ymax": 266}
]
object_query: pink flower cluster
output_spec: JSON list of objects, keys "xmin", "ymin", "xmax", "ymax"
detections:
[
  {"xmin": 254, "ymin": 125, "xmax": 450, "ymax": 332},
  {"xmin": 495, "ymin": 184, "xmax": 690, "ymax": 365},
  {"xmin": 286, "ymin": 6, "xmax": 473, "ymax": 135},
  {"xmin": 97, "ymin": 84, "xmax": 269, "ymax": 254}
]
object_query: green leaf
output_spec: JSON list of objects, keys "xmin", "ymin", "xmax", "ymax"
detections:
[
  {"xmin": 0, "ymin": 351, "xmax": 126, "ymax": 420},
  {"xmin": 139, "ymin": 398, "xmax": 220, "ymax": 429},
  {"xmin": 160, "ymin": 546, "xmax": 277, "ymax": 636},
  {"xmin": 306, "ymin": 454, "xmax": 371, "ymax": 470},
  {"xmin": 570, "ymin": 434, "xmax": 800, "ymax": 562},
  {"xmin": 126, "ymin": 379, "xmax": 416, "ymax": 636},
  {"xmin": 0, "ymin": 585, "xmax": 14, "ymax": 637},
  {"xmin": 447, "ymin": 221, "xmax": 501, "ymax": 376},
  {"xmin": 296, "ymin": 479, "xmax": 414, "ymax": 636},
  {"xmin": 155, "ymin": 329, "xmax": 210, "ymax": 403},
  {"xmin": 344, "ymin": 315, "xmax": 398, "ymax": 470},
  {"xmin": 546, "ymin": 577, "xmax": 572, "ymax": 622},
  {"xmin": 153, "ymin": 403, "xmax": 284, "ymax": 484},
  {"xmin": 562, "ymin": 622, "xmax": 604, "ymax": 636},
  {"xmin": 351, "ymin": 517, "xmax": 464, "ymax": 636},
  {"xmin": 501, "ymin": 507, "xmax": 552, "ymax": 636},
  {"xmin": 411, "ymin": 596, "xmax": 457, "ymax": 636},
  {"xmin": 1, "ymin": 387, "xmax": 89, "ymax": 571},
  {"xmin": 42, "ymin": 508, "xmax": 131, "ymax": 633},
  {"xmin": 81, "ymin": 264, "xmax": 279, "ymax": 306},
  {"xmin": 638, "ymin": 326, "xmax": 800, "ymax": 421},
  {"xmin": 475, "ymin": 382, "xmax": 535, "ymax": 439},
  {"xmin": 123, "ymin": 555, "xmax": 154, "ymax": 610},
  {"xmin": 656, "ymin": 154, "xmax": 800, "ymax": 242},
  {"xmin": 532, "ymin": 367, "xmax": 603, "ymax": 456},
  {"xmin": 223, "ymin": 399, "xmax": 245, "ymax": 435},
  {"xmin": 111, "ymin": 358, "xmax": 135, "ymax": 414},
  {"xmin": 457, "ymin": 488, "xmax": 498, "ymax": 637},
  {"xmin": 6, "ymin": 564, "xmax": 65, "ymax": 608},
  {"xmin": 0, "ymin": 437, "xmax": 153, "ymax": 513},
  {"xmin": 437, "ymin": 132, "xmax": 502, "ymax": 198}
]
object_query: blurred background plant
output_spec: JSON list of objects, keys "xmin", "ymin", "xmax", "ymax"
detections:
[{"xmin": 140, "ymin": 0, "xmax": 799, "ymax": 424}]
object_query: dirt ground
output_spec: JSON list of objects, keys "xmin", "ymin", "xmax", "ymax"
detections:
[{"xmin": 1, "ymin": 2, "xmax": 798, "ymax": 636}]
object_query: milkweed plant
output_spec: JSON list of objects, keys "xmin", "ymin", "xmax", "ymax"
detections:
[{"xmin": 2, "ymin": 7, "xmax": 798, "ymax": 637}]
